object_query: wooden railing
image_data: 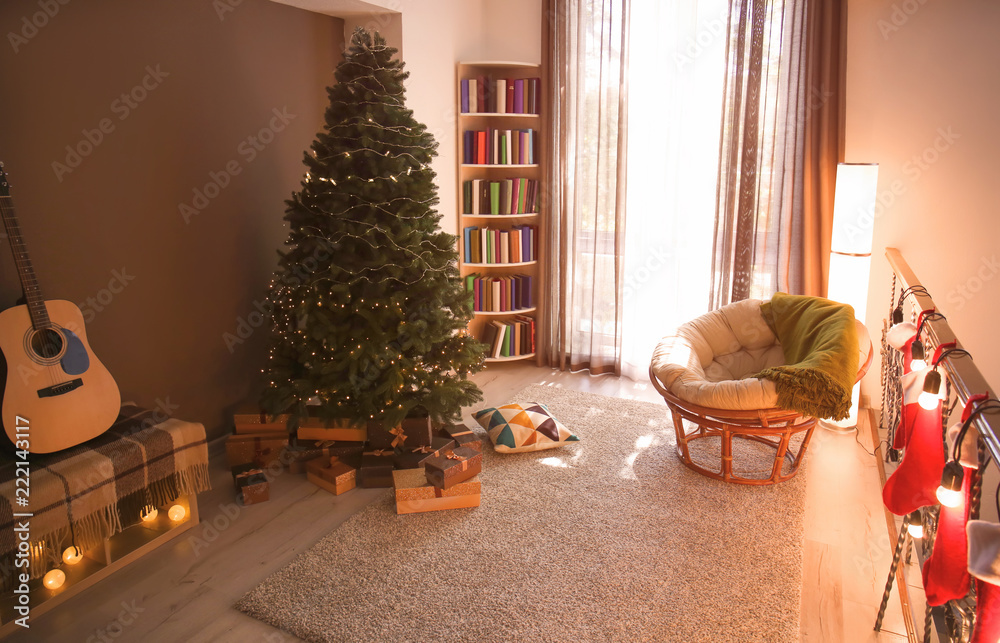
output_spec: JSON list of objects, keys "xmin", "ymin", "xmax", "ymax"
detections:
[{"xmin": 879, "ymin": 247, "xmax": 998, "ymax": 643}]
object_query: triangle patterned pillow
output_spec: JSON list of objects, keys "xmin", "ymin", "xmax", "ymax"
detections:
[{"xmin": 473, "ymin": 402, "xmax": 580, "ymax": 453}]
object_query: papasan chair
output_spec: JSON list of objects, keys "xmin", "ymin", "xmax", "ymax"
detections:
[{"xmin": 649, "ymin": 294, "xmax": 873, "ymax": 485}]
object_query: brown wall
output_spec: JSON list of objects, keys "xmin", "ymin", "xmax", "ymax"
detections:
[{"xmin": 0, "ymin": 0, "xmax": 344, "ymax": 440}]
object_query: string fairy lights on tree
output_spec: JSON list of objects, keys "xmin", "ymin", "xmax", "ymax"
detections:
[{"xmin": 259, "ymin": 28, "xmax": 486, "ymax": 428}]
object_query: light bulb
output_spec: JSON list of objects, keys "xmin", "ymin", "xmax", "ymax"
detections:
[
  {"xmin": 140, "ymin": 505, "xmax": 158, "ymax": 522},
  {"xmin": 936, "ymin": 460, "xmax": 964, "ymax": 508},
  {"xmin": 168, "ymin": 505, "xmax": 186, "ymax": 522},
  {"xmin": 918, "ymin": 369, "xmax": 943, "ymax": 410},
  {"xmin": 906, "ymin": 511, "xmax": 923, "ymax": 539},
  {"xmin": 910, "ymin": 339, "xmax": 926, "ymax": 370},
  {"xmin": 62, "ymin": 546, "xmax": 83, "ymax": 565},
  {"xmin": 43, "ymin": 569, "xmax": 66, "ymax": 589},
  {"xmin": 918, "ymin": 391, "xmax": 940, "ymax": 411}
]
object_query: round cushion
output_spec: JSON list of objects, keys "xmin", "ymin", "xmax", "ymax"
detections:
[{"xmin": 650, "ymin": 299, "xmax": 784, "ymax": 410}]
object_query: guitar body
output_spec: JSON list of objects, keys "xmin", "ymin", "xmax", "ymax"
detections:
[{"xmin": 0, "ymin": 299, "xmax": 121, "ymax": 453}]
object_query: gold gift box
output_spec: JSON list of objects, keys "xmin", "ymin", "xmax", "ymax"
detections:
[{"xmin": 392, "ymin": 468, "xmax": 481, "ymax": 514}]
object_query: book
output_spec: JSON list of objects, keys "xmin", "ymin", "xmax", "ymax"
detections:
[
  {"xmin": 506, "ymin": 78, "xmax": 515, "ymax": 113},
  {"xmin": 497, "ymin": 79, "xmax": 506, "ymax": 113},
  {"xmin": 468, "ymin": 78, "xmax": 477, "ymax": 114},
  {"xmin": 476, "ymin": 131, "xmax": 486, "ymax": 165},
  {"xmin": 490, "ymin": 182, "xmax": 500, "ymax": 215},
  {"xmin": 460, "ymin": 79, "xmax": 469, "ymax": 114},
  {"xmin": 476, "ymin": 74, "xmax": 487, "ymax": 112},
  {"xmin": 513, "ymin": 79, "xmax": 524, "ymax": 114}
]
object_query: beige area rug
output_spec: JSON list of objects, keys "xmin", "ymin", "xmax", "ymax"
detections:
[{"xmin": 236, "ymin": 385, "xmax": 806, "ymax": 642}]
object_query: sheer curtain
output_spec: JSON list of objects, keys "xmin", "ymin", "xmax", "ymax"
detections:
[
  {"xmin": 545, "ymin": 0, "xmax": 842, "ymax": 377},
  {"xmin": 543, "ymin": 0, "xmax": 630, "ymax": 374},
  {"xmin": 619, "ymin": 0, "xmax": 729, "ymax": 379},
  {"xmin": 710, "ymin": 0, "xmax": 843, "ymax": 308}
]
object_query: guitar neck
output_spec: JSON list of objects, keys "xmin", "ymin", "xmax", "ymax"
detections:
[{"xmin": 0, "ymin": 195, "xmax": 50, "ymax": 329}]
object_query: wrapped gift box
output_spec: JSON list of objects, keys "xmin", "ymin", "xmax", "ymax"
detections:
[
  {"xmin": 423, "ymin": 446, "xmax": 483, "ymax": 490},
  {"xmin": 231, "ymin": 462, "xmax": 260, "ymax": 489},
  {"xmin": 226, "ymin": 433, "xmax": 288, "ymax": 468},
  {"xmin": 236, "ymin": 469, "xmax": 270, "ymax": 505},
  {"xmin": 283, "ymin": 442, "xmax": 364, "ymax": 473},
  {"xmin": 438, "ymin": 424, "xmax": 483, "ymax": 451},
  {"xmin": 393, "ymin": 468, "xmax": 481, "ymax": 514},
  {"xmin": 393, "ymin": 436, "xmax": 456, "ymax": 469},
  {"xmin": 358, "ymin": 449, "xmax": 395, "ymax": 488},
  {"xmin": 297, "ymin": 417, "xmax": 367, "ymax": 442},
  {"xmin": 233, "ymin": 409, "xmax": 291, "ymax": 434},
  {"xmin": 306, "ymin": 457, "xmax": 357, "ymax": 496},
  {"xmin": 367, "ymin": 416, "xmax": 433, "ymax": 451}
]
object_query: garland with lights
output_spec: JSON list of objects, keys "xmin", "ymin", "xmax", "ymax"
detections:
[{"xmin": 259, "ymin": 28, "xmax": 486, "ymax": 428}]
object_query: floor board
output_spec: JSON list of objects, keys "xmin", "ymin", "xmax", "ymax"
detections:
[{"xmin": 4, "ymin": 364, "xmax": 908, "ymax": 642}]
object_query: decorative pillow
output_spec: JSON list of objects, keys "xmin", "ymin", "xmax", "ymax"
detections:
[{"xmin": 473, "ymin": 402, "xmax": 580, "ymax": 453}]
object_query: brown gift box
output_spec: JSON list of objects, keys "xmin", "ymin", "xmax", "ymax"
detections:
[
  {"xmin": 306, "ymin": 458, "xmax": 357, "ymax": 496},
  {"xmin": 393, "ymin": 436, "xmax": 456, "ymax": 469},
  {"xmin": 225, "ymin": 433, "xmax": 288, "ymax": 468},
  {"xmin": 358, "ymin": 449, "xmax": 395, "ymax": 488},
  {"xmin": 297, "ymin": 417, "xmax": 367, "ymax": 442},
  {"xmin": 439, "ymin": 424, "xmax": 483, "ymax": 451},
  {"xmin": 236, "ymin": 470, "xmax": 270, "ymax": 505},
  {"xmin": 233, "ymin": 409, "xmax": 291, "ymax": 434},
  {"xmin": 368, "ymin": 416, "xmax": 433, "ymax": 450},
  {"xmin": 423, "ymin": 446, "xmax": 483, "ymax": 490},
  {"xmin": 392, "ymin": 468, "xmax": 480, "ymax": 514}
]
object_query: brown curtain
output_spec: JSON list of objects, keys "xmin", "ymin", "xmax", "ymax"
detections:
[
  {"xmin": 543, "ymin": 0, "xmax": 630, "ymax": 374},
  {"xmin": 709, "ymin": 0, "xmax": 844, "ymax": 309}
]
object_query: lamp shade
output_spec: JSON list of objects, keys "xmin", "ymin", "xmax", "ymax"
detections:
[{"xmin": 830, "ymin": 163, "xmax": 879, "ymax": 255}]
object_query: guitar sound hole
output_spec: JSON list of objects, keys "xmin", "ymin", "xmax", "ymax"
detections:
[{"xmin": 31, "ymin": 328, "xmax": 64, "ymax": 359}]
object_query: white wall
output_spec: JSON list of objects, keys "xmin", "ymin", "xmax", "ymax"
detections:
[{"xmin": 846, "ymin": 0, "xmax": 1000, "ymax": 401}]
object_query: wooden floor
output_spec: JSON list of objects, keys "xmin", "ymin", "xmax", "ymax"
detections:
[{"xmin": 5, "ymin": 363, "xmax": 913, "ymax": 642}]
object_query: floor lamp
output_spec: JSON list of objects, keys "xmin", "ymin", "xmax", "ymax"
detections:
[{"xmin": 822, "ymin": 162, "xmax": 879, "ymax": 432}]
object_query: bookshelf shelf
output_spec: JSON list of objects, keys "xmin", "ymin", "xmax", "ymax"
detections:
[
  {"xmin": 485, "ymin": 353, "xmax": 536, "ymax": 363},
  {"xmin": 462, "ymin": 213, "xmax": 539, "ymax": 220},
  {"xmin": 474, "ymin": 307, "xmax": 537, "ymax": 316},
  {"xmin": 461, "ymin": 164, "xmax": 540, "ymax": 169},
  {"xmin": 458, "ymin": 60, "xmax": 544, "ymax": 364},
  {"xmin": 464, "ymin": 261, "xmax": 537, "ymax": 268}
]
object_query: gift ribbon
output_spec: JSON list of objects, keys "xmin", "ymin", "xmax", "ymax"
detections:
[
  {"xmin": 449, "ymin": 426, "xmax": 473, "ymax": 438},
  {"xmin": 367, "ymin": 449, "xmax": 393, "ymax": 457},
  {"xmin": 390, "ymin": 425, "xmax": 407, "ymax": 448},
  {"xmin": 413, "ymin": 445, "xmax": 434, "ymax": 454},
  {"xmin": 446, "ymin": 452, "xmax": 469, "ymax": 472}
]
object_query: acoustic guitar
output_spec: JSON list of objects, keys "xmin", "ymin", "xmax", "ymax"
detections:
[{"xmin": 0, "ymin": 163, "xmax": 120, "ymax": 453}]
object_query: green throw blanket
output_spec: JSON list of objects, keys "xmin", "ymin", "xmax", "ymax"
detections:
[{"xmin": 754, "ymin": 293, "xmax": 860, "ymax": 420}]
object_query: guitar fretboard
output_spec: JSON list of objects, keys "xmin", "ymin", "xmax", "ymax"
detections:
[{"xmin": 0, "ymin": 195, "xmax": 51, "ymax": 330}]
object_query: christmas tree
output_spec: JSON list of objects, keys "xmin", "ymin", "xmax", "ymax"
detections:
[{"xmin": 260, "ymin": 28, "xmax": 486, "ymax": 428}]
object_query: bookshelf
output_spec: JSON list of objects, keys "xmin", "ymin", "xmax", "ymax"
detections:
[{"xmin": 457, "ymin": 61, "xmax": 544, "ymax": 364}]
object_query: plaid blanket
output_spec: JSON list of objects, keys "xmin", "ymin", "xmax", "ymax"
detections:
[{"xmin": 0, "ymin": 405, "xmax": 210, "ymax": 586}]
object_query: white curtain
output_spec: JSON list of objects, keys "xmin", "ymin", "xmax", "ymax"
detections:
[{"xmin": 619, "ymin": 0, "xmax": 729, "ymax": 380}]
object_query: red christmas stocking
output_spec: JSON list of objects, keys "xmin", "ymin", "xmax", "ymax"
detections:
[
  {"xmin": 971, "ymin": 580, "xmax": 1000, "ymax": 643},
  {"xmin": 882, "ymin": 391, "xmax": 943, "ymax": 515},
  {"xmin": 893, "ymin": 347, "xmax": 919, "ymax": 450},
  {"xmin": 921, "ymin": 469, "xmax": 972, "ymax": 606},
  {"xmin": 969, "ymin": 520, "xmax": 1000, "ymax": 642}
]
